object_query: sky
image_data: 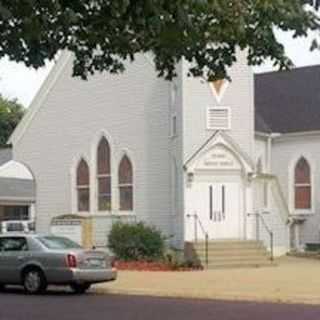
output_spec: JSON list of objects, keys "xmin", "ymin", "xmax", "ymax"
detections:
[{"xmin": 0, "ymin": 30, "xmax": 320, "ymax": 108}]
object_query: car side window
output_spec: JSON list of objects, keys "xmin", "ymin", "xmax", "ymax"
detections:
[{"xmin": 0, "ymin": 237, "xmax": 28, "ymax": 252}]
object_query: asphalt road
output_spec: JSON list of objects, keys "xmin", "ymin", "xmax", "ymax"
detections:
[{"xmin": 1, "ymin": 287, "xmax": 320, "ymax": 320}]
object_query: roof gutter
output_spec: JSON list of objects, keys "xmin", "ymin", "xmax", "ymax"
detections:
[
  {"xmin": 255, "ymin": 131, "xmax": 282, "ymax": 139},
  {"xmin": 272, "ymin": 130, "xmax": 320, "ymax": 141}
]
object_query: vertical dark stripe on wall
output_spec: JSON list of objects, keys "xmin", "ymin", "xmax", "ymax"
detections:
[
  {"xmin": 209, "ymin": 186, "xmax": 213, "ymax": 220},
  {"xmin": 222, "ymin": 185, "xmax": 225, "ymax": 220}
]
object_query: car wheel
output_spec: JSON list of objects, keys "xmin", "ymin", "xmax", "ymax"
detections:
[
  {"xmin": 23, "ymin": 268, "xmax": 47, "ymax": 294},
  {"xmin": 70, "ymin": 283, "xmax": 91, "ymax": 294},
  {"xmin": 0, "ymin": 284, "xmax": 5, "ymax": 292}
]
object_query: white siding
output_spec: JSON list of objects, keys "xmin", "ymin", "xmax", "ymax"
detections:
[
  {"xmin": 13, "ymin": 54, "xmax": 175, "ymax": 246},
  {"xmin": 251, "ymin": 178, "xmax": 290, "ymax": 256},
  {"xmin": 182, "ymin": 51, "xmax": 255, "ymax": 243},
  {"xmin": 169, "ymin": 63, "xmax": 185, "ymax": 248},
  {"xmin": 255, "ymin": 136, "xmax": 268, "ymax": 170},
  {"xmin": 252, "ymin": 136, "xmax": 290, "ymax": 255},
  {"xmin": 182, "ymin": 50, "xmax": 255, "ymax": 162},
  {"xmin": 272, "ymin": 135, "xmax": 320, "ymax": 245}
]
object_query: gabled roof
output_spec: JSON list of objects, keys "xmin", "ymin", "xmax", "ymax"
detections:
[
  {"xmin": 8, "ymin": 51, "xmax": 72, "ymax": 145},
  {"xmin": 184, "ymin": 131, "xmax": 254, "ymax": 172},
  {"xmin": 8, "ymin": 52, "xmax": 159, "ymax": 146},
  {"xmin": 255, "ymin": 65, "xmax": 320, "ymax": 133}
]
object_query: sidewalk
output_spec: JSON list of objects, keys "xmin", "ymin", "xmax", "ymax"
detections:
[{"xmin": 94, "ymin": 257, "xmax": 320, "ymax": 305}]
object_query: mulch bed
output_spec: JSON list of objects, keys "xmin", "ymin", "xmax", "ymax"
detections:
[{"xmin": 114, "ymin": 260, "xmax": 203, "ymax": 272}]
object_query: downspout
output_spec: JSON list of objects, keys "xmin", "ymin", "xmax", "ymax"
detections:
[
  {"xmin": 267, "ymin": 135, "xmax": 272, "ymax": 173},
  {"xmin": 266, "ymin": 133, "xmax": 277, "ymax": 210},
  {"xmin": 267, "ymin": 133, "xmax": 281, "ymax": 173}
]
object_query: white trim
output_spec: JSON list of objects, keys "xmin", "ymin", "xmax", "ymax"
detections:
[
  {"xmin": 255, "ymin": 132, "xmax": 270, "ymax": 139},
  {"xmin": 206, "ymin": 106, "xmax": 231, "ymax": 131},
  {"xmin": 187, "ymin": 132, "xmax": 253, "ymax": 174},
  {"xmin": 273, "ymin": 130, "xmax": 320, "ymax": 141},
  {"xmin": 288, "ymin": 154, "xmax": 315, "ymax": 215},
  {"xmin": 8, "ymin": 51, "xmax": 72, "ymax": 145},
  {"xmin": 255, "ymin": 131, "xmax": 320, "ymax": 141},
  {"xmin": 185, "ymin": 131, "xmax": 254, "ymax": 172},
  {"xmin": 0, "ymin": 160, "xmax": 34, "ymax": 180}
]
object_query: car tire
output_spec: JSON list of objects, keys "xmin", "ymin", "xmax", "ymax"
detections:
[
  {"xmin": 0, "ymin": 284, "xmax": 5, "ymax": 292},
  {"xmin": 23, "ymin": 268, "xmax": 47, "ymax": 294},
  {"xmin": 70, "ymin": 283, "xmax": 91, "ymax": 294}
]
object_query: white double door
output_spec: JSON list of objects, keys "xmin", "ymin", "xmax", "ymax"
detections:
[{"xmin": 193, "ymin": 182, "xmax": 242, "ymax": 239}]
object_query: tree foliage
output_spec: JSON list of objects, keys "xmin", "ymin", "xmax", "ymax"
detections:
[
  {"xmin": 0, "ymin": 95, "xmax": 25, "ymax": 145},
  {"xmin": 0, "ymin": 1, "xmax": 319, "ymax": 81}
]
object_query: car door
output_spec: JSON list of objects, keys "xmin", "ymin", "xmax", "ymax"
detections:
[{"xmin": 0, "ymin": 237, "xmax": 29, "ymax": 284}]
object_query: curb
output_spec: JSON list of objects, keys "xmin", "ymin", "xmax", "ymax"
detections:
[{"xmin": 93, "ymin": 287, "xmax": 320, "ymax": 306}]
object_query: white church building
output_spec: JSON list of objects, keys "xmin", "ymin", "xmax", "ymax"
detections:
[{"xmin": 7, "ymin": 50, "xmax": 320, "ymax": 265}]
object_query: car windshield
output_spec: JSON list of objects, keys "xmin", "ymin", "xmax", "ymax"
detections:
[{"xmin": 37, "ymin": 236, "xmax": 82, "ymax": 249}]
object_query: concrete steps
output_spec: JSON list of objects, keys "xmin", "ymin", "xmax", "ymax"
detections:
[{"xmin": 191, "ymin": 240, "xmax": 275, "ymax": 269}]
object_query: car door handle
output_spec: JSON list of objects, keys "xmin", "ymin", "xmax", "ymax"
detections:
[{"xmin": 17, "ymin": 256, "xmax": 25, "ymax": 261}]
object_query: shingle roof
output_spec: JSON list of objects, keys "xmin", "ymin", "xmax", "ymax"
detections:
[
  {"xmin": 0, "ymin": 177, "xmax": 35, "ymax": 201},
  {"xmin": 255, "ymin": 65, "xmax": 320, "ymax": 133},
  {"xmin": 255, "ymin": 113, "xmax": 272, "ymax": 134}
]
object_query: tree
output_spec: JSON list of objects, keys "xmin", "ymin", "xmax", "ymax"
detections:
[
  {"xmin": 0, "ymin": 96, "xmax": 25, "ymax": 145},
  {"xmin": 0, "ymin": 1, "xmax": 319, "ymax": 81}
]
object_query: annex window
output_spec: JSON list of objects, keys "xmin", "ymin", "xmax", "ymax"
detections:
[
  {"xmin": 207, "ymin": 107, "xmax": 231, "ymax": 130},
  {"xmin": 294, "ymin": 157, "xmax": 311, "ymax": 210},
  {"xmin": 97, "ymin": 137, "xmax": 111, "ymax": 211},
  {"xmin": 118, "ymin": 155, "xmax": 133, "ymax": 211},
  {"xmin": 76, "ymin": 159, "xmax": 90, "ymax": 212}
]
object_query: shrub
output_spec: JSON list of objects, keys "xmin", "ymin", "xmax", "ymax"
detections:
[{"xmin": 108, "ymin": 222, "xmax": 165, "ymax": 261}]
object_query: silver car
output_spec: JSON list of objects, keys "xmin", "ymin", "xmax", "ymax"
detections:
[{"xmin": 0, "ymin": 234, "xmax": 117, "ymax": 294}]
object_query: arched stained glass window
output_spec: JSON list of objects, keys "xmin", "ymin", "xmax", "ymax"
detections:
[
  {"xmin": 97, "ymin": 137, "xmax": 111, "ymax": 211},
  {"xmin": 294, "ymin": 157, "xmax": 311, "ymax": 210},
  {"xmin": 118, "ymin": 155, "xmax": 133, "ymax": 211},
  {"xmin": 77, "ymin": 159, "xmax": 90, "ymax": 212}
]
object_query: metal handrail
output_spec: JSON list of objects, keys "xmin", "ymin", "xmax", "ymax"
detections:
[
  {"xmin": 186, "ymin": 213, "xmax": 209, "ymax": 267},
  {"xmin": 248, "ymin": 212, "xmax": 274, "ymax": 261}
]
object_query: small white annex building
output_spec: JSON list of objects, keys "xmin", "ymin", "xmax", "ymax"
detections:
[
  {"xmin": 7, "ymin": 51, "xmax": 320, "ymax": 263},
  {"xmin": 0, "ymin": 148, "xmax": 35, "ymax": 225}
]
